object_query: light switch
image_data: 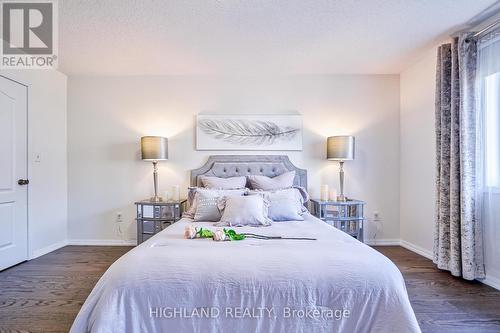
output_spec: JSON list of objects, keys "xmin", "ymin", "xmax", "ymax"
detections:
[{"xmin": 34, "ymin": 153, "xmax": 41, "ymax": 163}]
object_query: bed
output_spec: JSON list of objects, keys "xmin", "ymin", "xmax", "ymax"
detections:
[{"xmin": 70, "ymin": 155, "xmax": 420, "ymax": 333}]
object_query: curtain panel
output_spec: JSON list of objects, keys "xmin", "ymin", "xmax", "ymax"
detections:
[{"xmin": 434, "ymin": 34, "xmax": 485, "ymax": 280}]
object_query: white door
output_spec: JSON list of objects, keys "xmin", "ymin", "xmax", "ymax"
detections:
[{"xmin": 0, "ymin": 76, "xmax": 28, "ymax": 271}]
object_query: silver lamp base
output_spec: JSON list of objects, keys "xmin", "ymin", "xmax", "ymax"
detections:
[
  {"xmin": 150, "ymin": 195, "xmax": 164, "ymax": 202},
  {"xmin": 338, "ymin": 161, "xmax": 347, "ymax": 202},
  {"xmin": 150, "ymin": 161, "xmax": 163, "ymax": 202}
]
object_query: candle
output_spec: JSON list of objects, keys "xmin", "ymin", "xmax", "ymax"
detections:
[
  {"xmin": 163, "ymin": 190, "xmax": 170, "ymax": 201},
  {"xmin": 171, "ymin": 185, "xmax": 180, "ymax": 201},
  {"xmin": 329, "ymin": 189, "xmax": 338, "ymax": 201},
  {"xmin": 320, "ymin": 185, "xmax": 329, "ymax": 201}
]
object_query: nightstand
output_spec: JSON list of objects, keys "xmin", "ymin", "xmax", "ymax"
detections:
[
  {"xmin": 310, "ymin": 199, "xmax": 365, "ymax": 242},
  {"xmin": 135, "ymin": 199, "xmax": 186, "ymax": 244}
]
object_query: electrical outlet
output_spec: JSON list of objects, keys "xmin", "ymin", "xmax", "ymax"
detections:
[
  {"xmin": 116, "ymin": 212, "xmax": 123, "ymax": 223},
  {"xmin": 34, "ymin": 153, "xmax": 42, "ymax": 163}
]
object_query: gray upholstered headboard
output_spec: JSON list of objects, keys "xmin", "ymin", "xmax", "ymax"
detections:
[{"xmin": 190, "ymin": 155, "xmax": 307, "ymax": 189}]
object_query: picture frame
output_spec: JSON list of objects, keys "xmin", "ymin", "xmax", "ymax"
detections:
[{"xmin": 196, "ymin": 114, "xmax": 303, "ymax": 151}]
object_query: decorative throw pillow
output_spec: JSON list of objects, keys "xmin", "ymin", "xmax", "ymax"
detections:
[
  {"xmin": 186, "ymin": 187, "xmax": 247, "ymax": 206},
  {"xmin": 293, "ymin": 186, "xmax": 310, "ymax": 205},
  {"xmin": 247, "ymin": 171, "xmax": 295, "ymax": 191},
  {"xmin": 216, "ymin": 195, "xmax": 272, "ymax": 227},
  {"xmin": 200, "ymin": 176, "xmax": 246, "ymax": 189},
  {"xmin": 183, "ymin": 188, "xmax": 247, "ymax": 220},
  {"xmin": 249, "ymin": 188, "xmax": 306, "ymax": 221}
]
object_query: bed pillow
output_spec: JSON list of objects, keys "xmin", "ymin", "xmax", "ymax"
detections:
[
  {"xmin": 293, "ymin": 186, "xmax": 310, "ymax": 205},
  {"xmin": 249, "ymin": 188, "xmax": 305, "ymax": 221},
  {"xmin": 216, "ymin": 195, "xmax": 272, "ymax": 227},
  {"xmin": 247, "ymin": 171, "xmax": 295, "ymax": 191},
  {"xmin": 183, "ymin": 188, "xmax": 247, "ymax": 221},
  {"xmin": 200, "ymin": 176, "xmax": 246, "ymax": 189},
  {"xmin": 186, "ymin": 187, "xmax": 247, "ymax": 206}
]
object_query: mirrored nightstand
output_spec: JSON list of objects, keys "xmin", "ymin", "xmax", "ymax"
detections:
[
  {"xmin": 135, "ymin": 199, "xmax": 186, "ymax": 244},
  {"xmin": 310, "ymin": 199, "xmax": 365, "ymax": 242}
]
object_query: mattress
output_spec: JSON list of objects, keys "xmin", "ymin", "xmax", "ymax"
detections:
[{"xmin": 70, "ymin": 214, "xmax": 420, "ymax": 333}]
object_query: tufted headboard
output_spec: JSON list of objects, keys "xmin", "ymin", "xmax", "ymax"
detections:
[{"xmin": 190, "ymin": 155, "xmax": 307, "ymax": 189}]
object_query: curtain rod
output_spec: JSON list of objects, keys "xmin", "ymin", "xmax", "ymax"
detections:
[{"xmin": 473, "ymin": 19, "xmax": 500, "ymax": 38}]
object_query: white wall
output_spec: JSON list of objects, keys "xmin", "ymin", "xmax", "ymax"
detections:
[
  {"xmin": 67, "ymin": 75, "xmax": 400, "ymax": 243},
  {"xmin": 0, "ymin": 69, "xmax": 68, "ymax": 258},
  {"xmin": 399, "ymin": 48, "xmax": 437, "ymax": 257}
]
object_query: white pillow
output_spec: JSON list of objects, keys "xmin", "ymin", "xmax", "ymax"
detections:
[
  {"xmin": 247, "ymin": 171, "xmax": 295, "ymax": 191},
  {"xmin": 216, "ymin": 195, "xmax": 272, "ymax": 227},
  {"xmin": 249, "ymin": 188, "xmax": 305, "ymax": 221},
  {"xmin": 200, "ymin": 176, "xmax": 246, "ymax": 189},
  {"xmin": 183, "ymin": 188, "xmax": 247, "ymax": 220}
]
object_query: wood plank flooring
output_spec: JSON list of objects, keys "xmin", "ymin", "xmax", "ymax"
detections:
[
  {"xmin": 374, "ymin": 246, "xmax": 500, "ymax": 333},
  {"xmin": 0, "ymin": 246, "xmax": 131, "ymax": 333},
  {"xmin": 0, "ymin": 245, "xmax": 499, "ymax": 332}
]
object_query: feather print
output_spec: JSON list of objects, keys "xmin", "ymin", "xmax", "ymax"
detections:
[{"xmin": 199, "ymin": 119, "xmax": 300, "ymax": 145}]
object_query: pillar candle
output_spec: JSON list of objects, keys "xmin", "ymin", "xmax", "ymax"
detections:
[
  {"xmin": 163, "ymin": 190, "xmax": 170, "ymax": 200},
  {"xmin": 171, "ymin": 185, "xmax": 180, "ymax": 201},
  {"xmin": 329, "ymin": 189, "xmax": 338, "ymax": 201},
  {"xmin": 320, "ymin": 185, "xmax": 329, "ymax": 201}
]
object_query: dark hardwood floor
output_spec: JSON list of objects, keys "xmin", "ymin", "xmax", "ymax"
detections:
[
  {"xmin": 0, "ymin": 246, "xmax": 131, "ymax": 333},
  {"xmin": 0, "ymin": 245, "xmax": 499, "ymax": 333},
  {"xmin": 374, "ymin": 246, "xmax": 500, "ymax": 333}
]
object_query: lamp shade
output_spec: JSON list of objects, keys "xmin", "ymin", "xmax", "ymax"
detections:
[
  {"xmin": 141, "ymin": 136, "xmax": 168, "ymax": 161},
  {"xmin": 327, "ymin": 136, "xmax": 355, "ymax": 161}
]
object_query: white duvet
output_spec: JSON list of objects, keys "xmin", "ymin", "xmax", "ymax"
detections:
[{"xmin": 70, "ymin": 214, "xmax": 421, "ymax": 333}]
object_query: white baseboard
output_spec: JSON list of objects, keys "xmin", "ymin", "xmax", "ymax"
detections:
[
  {"xmin": 397, "ymin": 239, "xmax": 500, "ymax": 291},
  {"xmin": 67, "ymin": 239, "xmax": 137, "ymax": 246},
  {"xmin": 364, "ymin": 238, "xmax": 400, "ymax": 246},
  {"xmin": 481, "ymin": 274, "xmax": 500, "ymax": 291},
  {"xmin": 29, "ymin": 239, "xmax": 136, "ymax": 259},
  {"xmin": 399, "ymin": 239, "xmax": 433, "ymax": 260},
  {"xmin": 30, "ymin": 239, "xmax": 69, "ymax": 259}
]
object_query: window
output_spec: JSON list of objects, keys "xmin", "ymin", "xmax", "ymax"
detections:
[
  {"xmin": 477, "ymin": 27, "xmax": 500, "ymax": 293},
  {"xmin": 485, "ymin": 72, "xmax": 500, "ymax": 188},
  {"xmin": 478, "ymin": 29, "xmax": 500, "ymax": 190}
]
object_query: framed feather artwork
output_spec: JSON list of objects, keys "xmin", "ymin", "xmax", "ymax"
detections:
[{"xmin": 196, "ymin": 114, "xmax": 303, "ymax": 151}]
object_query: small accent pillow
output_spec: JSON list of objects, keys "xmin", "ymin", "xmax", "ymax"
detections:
[
  {"xmin": 186, "ymin": 187, "xmax": 247, "ymax": 206},
  {"xmin": 247, "ymin": 171, "xmax": 295, "ymax": 191},
  {"xmin": 293, "ymin": 186, "xmax": 310, "ymax": 205},
  {"xmin": 249, "ymin": 188, "xmax": 306, "ymax": 221},
  {"xmin": 216, "ymin": 195, "xmax": 272, "ymax": 227},
  {"xmin": 200, "ymin": 176, "xmax": 246, "ymax": 189},
  {"xmin": 183, "ymin": 188, "xmax": 247, "ymax": 221}
]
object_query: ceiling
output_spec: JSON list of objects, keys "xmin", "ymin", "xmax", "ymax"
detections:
[{"xmin": 58, "ymin": 0, "xmax": 499, "ymax": 75}]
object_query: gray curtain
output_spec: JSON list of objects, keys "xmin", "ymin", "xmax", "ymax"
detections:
[{"xmin": 434, "ymin": 34, "xmax": 485, "ymax": 280}]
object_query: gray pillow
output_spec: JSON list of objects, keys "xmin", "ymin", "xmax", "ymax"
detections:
[
  {"xmin": 247, "ymin": 171, "xmax": 295, "ymax": 191},
  {"xmin": 249, "ymin": 188, "xmax": 305, "ymax": 221},
  {"xmin": 183, "ymin": 188, "xmax": 247, "ymax": 220},
  {"xmin": 186, "ymin": 187, "xmax": 247, "ymax": 206},
  {"xmin": 216, "ymin": 195, "xmax": 272, "ymax": 227},
  {"xmin": 200, "ymin": 176, "xmax": 246, "ymax": 189}
]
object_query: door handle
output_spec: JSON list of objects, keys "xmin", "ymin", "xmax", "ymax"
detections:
[{"xmin": 18, "ymin": 179, "xmax": 29, "ymax": 186}]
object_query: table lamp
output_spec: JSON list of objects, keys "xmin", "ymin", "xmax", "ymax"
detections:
[
  {"xmin": 327, "ymin": 136, "xmax": 355, "ymax": 202},
  {"xmin": 141, "ymin": 136, "xmax": 168, "ymax": 202}
]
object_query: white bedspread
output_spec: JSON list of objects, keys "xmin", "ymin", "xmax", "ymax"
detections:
[{"xmin": 70, "ymin": 214, "xmax": 420, "ymax": 333}]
